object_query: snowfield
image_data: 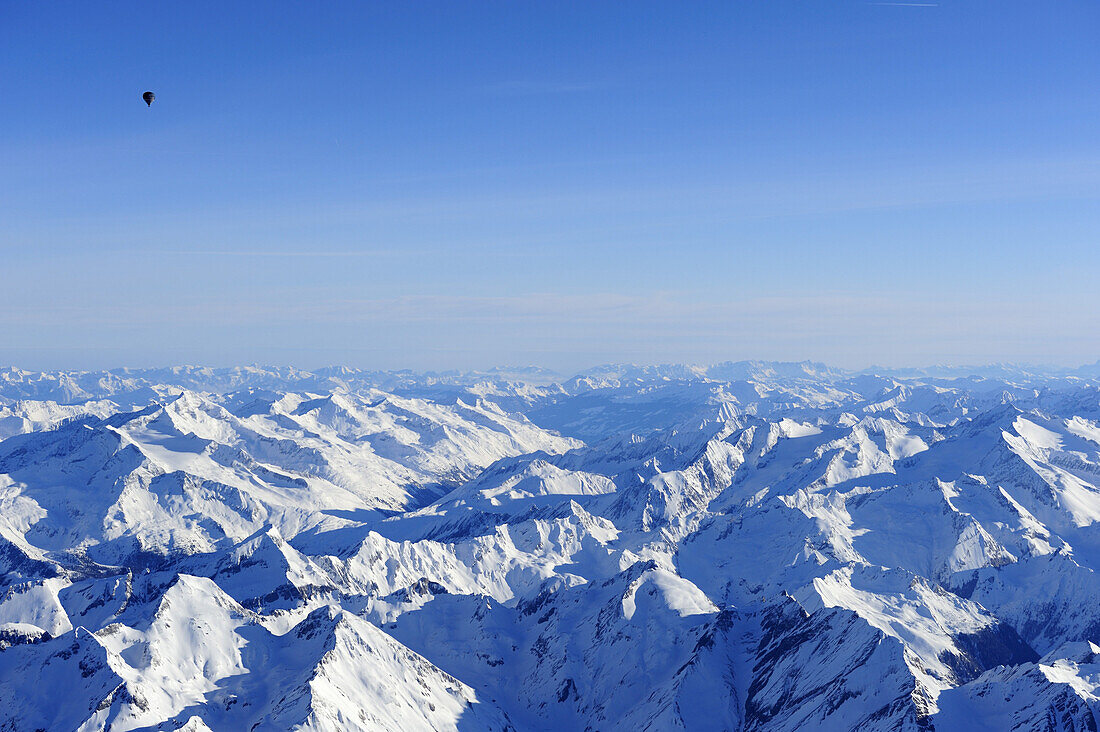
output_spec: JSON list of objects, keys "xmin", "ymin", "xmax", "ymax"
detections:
[{"xmin": 2, "ymin": 361, "xmax": 1100, "ymax": 730}]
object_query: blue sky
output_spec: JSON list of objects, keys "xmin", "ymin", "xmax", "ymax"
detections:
[{"xmin": 2, "ymin": 1, "xmax": 1098, "ymax": 371}]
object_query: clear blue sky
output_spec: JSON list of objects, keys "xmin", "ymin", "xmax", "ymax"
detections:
[{"xmin": 2, "ymin": 1, "xmax": 1098, "ymax": 372}]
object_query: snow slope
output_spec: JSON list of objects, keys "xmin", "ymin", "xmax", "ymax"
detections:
[{"xmin": 0, "ymin": 362, "xmax": 1099, "ymax": 730}]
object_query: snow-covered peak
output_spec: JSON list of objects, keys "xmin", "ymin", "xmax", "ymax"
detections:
[{"xmin": 1, "ymin": 364, "xmax": 1100, "ymax": 729}]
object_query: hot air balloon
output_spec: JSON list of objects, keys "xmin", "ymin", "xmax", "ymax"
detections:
[{"xmin": 143, "ymin": 91, "xmax": 155, "ymax": 107}]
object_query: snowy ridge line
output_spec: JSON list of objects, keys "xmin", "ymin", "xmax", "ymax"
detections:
[{"xmin": 1, "ymin": 365, "xmax": 1100, "ymax": 729}]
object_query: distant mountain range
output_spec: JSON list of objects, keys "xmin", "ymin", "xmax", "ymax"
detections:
[{"xmin": 2, "ymin": 362, "xmax": 1100, "ymax": 730}]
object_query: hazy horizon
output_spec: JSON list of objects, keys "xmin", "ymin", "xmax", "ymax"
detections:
[{"xmin": 3, "ymin": 357, "xmax": 1100, "ymax": 379}]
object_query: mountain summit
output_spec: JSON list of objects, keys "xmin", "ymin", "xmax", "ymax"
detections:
[{"xmin": 1, "ymin": 363, "xmax": 1099, "ymax": 730}]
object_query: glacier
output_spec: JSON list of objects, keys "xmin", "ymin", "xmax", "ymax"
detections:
[{"xmin": 1, "ymin": 361, "xmax": 1100, "ymax": 730}]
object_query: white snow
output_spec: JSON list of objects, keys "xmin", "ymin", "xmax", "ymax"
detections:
[{"xmin": 0, "ymin": 363, "xmax": 1097, "ymax": 729}]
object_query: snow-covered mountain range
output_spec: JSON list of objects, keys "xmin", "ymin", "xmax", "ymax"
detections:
[{"xmin": 2, "ymin": 361, "xmax": 1100, "ymax": 730}]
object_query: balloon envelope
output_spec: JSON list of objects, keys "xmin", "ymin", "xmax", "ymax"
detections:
[{"xmin": 143, "ymin": 91, "xmax": 155, "ymax": 106}]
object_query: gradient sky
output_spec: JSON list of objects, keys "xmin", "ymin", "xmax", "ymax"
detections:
[{"xmin": 2, "ymin": 1, "xmax": 1098, "ymax": 372}]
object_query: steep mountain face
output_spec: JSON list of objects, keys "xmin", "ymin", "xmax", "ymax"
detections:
[
  {"xmin": 936, "ymin": 641, "xmax": 1100, "ymax": 732},
  {"xmin": 0, "ymin": 363, "xmax": 1099, "ymax": 730}
]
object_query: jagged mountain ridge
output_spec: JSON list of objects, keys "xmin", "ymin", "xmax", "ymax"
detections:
[{"xmin": 1, "ymin": 362, "xmax": 1100, "ymax": 730}]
